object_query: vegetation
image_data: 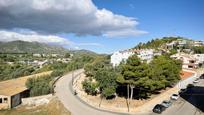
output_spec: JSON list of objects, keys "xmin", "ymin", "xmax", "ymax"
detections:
[
  {"xmin": 0, "ymin": 40, "xmax": 69, "ymax": 54},
  {"xmin": 0, "ymin": 63, "xmax": 36, "ymax": 81},
  {"xmin": 83, "ymin": 54, "xmax": 182, "ymax": 101},
  {"xmin": 135, "ymin": 37, "xmax": 180, "ymax": 49},
  {"xmin": 26, "ymin": 53, "xmax": 98, "ymax": 96},
  {"xmin": 192, "ymin": 46, "xmax": 204, "ymax": 54},
  {"xmin": 83, "ymin": 56, "xmax": 119, "ymax": 98}
]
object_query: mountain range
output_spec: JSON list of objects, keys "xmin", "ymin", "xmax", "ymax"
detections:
[{"xmin": 0, "ymin": 40, "xmax": 96, "ymax": 55}]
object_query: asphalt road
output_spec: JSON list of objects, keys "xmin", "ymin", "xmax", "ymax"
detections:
[
  {"xmin": 55, "ymin": 69, "xmax": 124, "ymax": 115},
  {"xmin": 151, "ymin": 79, "xmax": 204, "ymax": 115}
]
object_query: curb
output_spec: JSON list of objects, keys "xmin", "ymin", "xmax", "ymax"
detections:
[{"xmin": 69, "ymin": 71, "xmax": 148, "ymax": 115}]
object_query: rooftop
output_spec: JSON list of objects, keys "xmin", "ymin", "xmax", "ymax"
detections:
[
  {"xmin": 180, "ymin": 70, "xmax": 194, "ymax": 80},
  {"xmin": 0, "ymin": 71, "xmax": 52, "ymax": 96}
]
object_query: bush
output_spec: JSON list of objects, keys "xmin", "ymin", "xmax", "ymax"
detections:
[
  {"xmin": 26, "ymin": 75, "xmax": 52, "ymax": 96},
  {"xmin": 82, "ymin": 79, "xmax": 98, "ymax": 96},
  {"xmin": 102, "ymin": 86, "xmax": 116, "ymax": 99}
]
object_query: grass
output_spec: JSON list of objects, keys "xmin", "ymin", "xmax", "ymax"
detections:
[{"xmin": 0, "ymin": 97, "xmax": 71, "ymax": 115}]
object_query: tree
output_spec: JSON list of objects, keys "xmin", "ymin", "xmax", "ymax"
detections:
[
  {"xmin": 149, "ymin": 55, "xmax": 181, "ymax": 87},
  {"xmin": 65, "ymin": 53, "xmax": 71, "ymax": 58},
  {"xmin": 82, "ymin": 79, "xmax": 98, "ymax": 95},
  {"xmin": 117, "ymin": 54, "xmax": 146, "ymax": 106},
  {"xmin": 192, "ymin": 46, "xmax": 204, "ymax": 54}
]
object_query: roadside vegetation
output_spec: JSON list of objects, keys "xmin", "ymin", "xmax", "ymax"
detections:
[
  {"xmin": 0, "ymin": 54, "xmax": 36, "ymax": 81},
  {"xmin": 26, "ymin": 53, "xmax": 98, "ymax": 96},
  {"xmin": 83, "ymin": 54, "xmax": 182, "ymax": 100}
]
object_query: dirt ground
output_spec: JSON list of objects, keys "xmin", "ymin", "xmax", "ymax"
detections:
[
  {"xmin": 0, "ymin": 96, "xmax": 71, "ymax": 115},
  {"xmin": 73, "ymin": 73, "xmax": 173, "ymax": 113}
]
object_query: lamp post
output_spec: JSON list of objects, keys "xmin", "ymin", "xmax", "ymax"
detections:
[{"xmin": 72, "ymin": 65, "xmax": 74, "ymax": 86}]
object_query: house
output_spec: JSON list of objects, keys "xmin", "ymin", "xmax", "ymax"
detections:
[
  {"xmin": 33, "ymin": 54, "xmax": 41, "ymax": 57},
  {"xmin": 56, "ymin": 58, "xmax": 71, "ymax": 63},
  {"xmin": 51, "ymin": 54, "xmax": 59, "ymax": 57},
  {"xmin": 136, "ymin": 49, "xmax": 154, "ymax": 63},
  {"xmin": 192, "ymin": 41, "xmax": 203, "ymax": 47},
  {"xmin": 111, "ymin": 49, "xmax": 159, "ymax": 66},
  {"xmin": 177, "ymin": 40, "xmax": 187, "ymax": 47},
  {"xmin": 110, "ymin": 50, "xmax": 134, "ymax": 67},
  {"xmin": 0, "ymin": 71, "xmax": 52, "ymax": 110},
  {"xmin": 171, "ymin": 53, "xmax": 199, "ymax": 69},
  {"xmin": 166, "ymin": 41, "xmax": 177, "ymax": 50},
  {"xmin": 194, "ymin": 54, "xmax": 204, "ymax": 66}
]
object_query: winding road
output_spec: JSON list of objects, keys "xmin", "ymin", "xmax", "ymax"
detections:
[{"xmin": 54, "ymin": 69, "xmax": 121, "ymax": 115}]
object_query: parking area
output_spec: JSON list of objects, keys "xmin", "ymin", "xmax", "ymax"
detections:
[{"xmin": 150, "ymin": 75, "xmax": 204, "ymax": 115}]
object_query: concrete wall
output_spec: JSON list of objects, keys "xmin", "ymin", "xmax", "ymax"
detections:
[
  {"xmin": 177, "ymin": 70, "xmax": 198, "ymax": 89},
  {"xmin": 0, "ymin": 95, "xmax": 10, "ymax": 109},
  {"xmin": 11, "ymin": 93, "xmax": 21, "ymax": 108}
]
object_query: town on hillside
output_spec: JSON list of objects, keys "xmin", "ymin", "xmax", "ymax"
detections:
[{"xmin": 0, "ymin": 1, "xmax": 204, "ymax": 115}]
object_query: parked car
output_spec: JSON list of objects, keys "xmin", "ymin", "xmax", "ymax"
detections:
[
  {"xmin": 153, "ymin": 104, "xmax": 166, "ymax": 114},
  {"xmin": 171, "ymin": 94, "xmax": 179, "ymax": 100},
  {"xmin": 187, "ymin": 84, "xmax": 194, "ymax": 89},
  {"xmin": 179, "ymin": 88, "xmax": 187, "ymax": 94},
  {"xmin": 200, "ymin": 74, "xmax": 204, "ymax": 79},
  {"xmin": 161, "ymin": 100, "xmax": 172, "ymax": 108},
  {"xmin": 193, "ymin": 79, "xmax": 199, "ymax": 83}
]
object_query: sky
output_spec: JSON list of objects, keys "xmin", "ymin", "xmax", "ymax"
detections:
[{"xmin": 0, "ymin": 0, "xmax": 203, "ymax": 54}]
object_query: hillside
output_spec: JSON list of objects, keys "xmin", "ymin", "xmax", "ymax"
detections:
[
  {"xmin": 0, "ymin": 40, "xmax": 70, "ymax": 54},
  {"xmin": 134, "ymin": 36, "xmax": 182, "ymax": 49}
]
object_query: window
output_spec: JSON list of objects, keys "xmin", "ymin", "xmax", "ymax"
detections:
[
  {"xmin": 0, "ymin": 98, "xmax": 2, "ymax": 103},
  {"xmin": 4, "ymin": 98, "xmax": 7, "ymax": 103}
]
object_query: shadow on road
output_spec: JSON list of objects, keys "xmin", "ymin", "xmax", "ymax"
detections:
[{"xmin": 179, "ymin": 86, "xmax": 204, "ymax": 112}]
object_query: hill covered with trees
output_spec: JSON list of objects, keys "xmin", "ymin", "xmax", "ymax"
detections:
[{"xmin": 0, "ymin": 40, "xmax": 70, "ymax": 54}]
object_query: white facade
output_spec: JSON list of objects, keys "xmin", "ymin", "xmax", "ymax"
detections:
[
  {"xmin": 33, "ymin": 54, "xmax": 41, "ymax": 57},
  {"xmin": 110, "ymin": 49, "xmax": 157, "ymax": 67},
  {"xmin": 171, "ymin": 53, "xmax": 198, "ymax": 69},
  {"xmin": 193, "ymin": 41, "xmax": 203, "ymax": 47},
  {"xmin": 194, "ymin": 54, "xmax": 204, "ymax": 64},
  {"xmin": 111, "ymin": 51, "xmax": 134, "ymax": 67},
  {"xmin": 137, "ymin": 49, "xmax": 154, "ymax": 63}
]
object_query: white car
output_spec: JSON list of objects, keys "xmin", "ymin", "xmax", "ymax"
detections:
[
  {"xmin": 170, "ymin": 94, "xmax": 179, "ymax": 100},
  {"xmin": 193, "ymin": 79, "xmax": 199, "ymax": 83}
]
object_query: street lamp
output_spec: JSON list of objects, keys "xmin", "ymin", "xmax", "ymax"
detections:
[{"xmin": 72, "ymin": 64, "xmax": 74, "ymax": 86}]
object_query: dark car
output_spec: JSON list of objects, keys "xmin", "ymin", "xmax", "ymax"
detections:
[
  {"xmin": 187, "ymin": 84, "xmax": 194, "ymax": 89},
  {"xmin": 153, "ymin": 104, "xmax": 166, "ymax": 114},
  {"xmin": 200, "ymin": 74, "xmax": 204, "ymax": 79},
  {"xmin": 179, "ymin": 88, "xmax": 187, "ymax": 95},
  {"xmin": 161, "ymin": 100, "xmax": 172, "ymax": 108}
]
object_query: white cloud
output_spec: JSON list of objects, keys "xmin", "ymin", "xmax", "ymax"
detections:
[
  {"xmin": 0, "ymin": 30, "xmax": 72, "ymax": 45},
  {"xmin": 104, "ymin": 29, "xmax": 148, "ymax": 38},
  {"xmin": 0, "ymin": 30, "xmax": 103, "ymax": 48},
  {"xmin": 76, "ymin": 43, "xmax": 103, "ymax": 47},
  {"xmin": 0, "ymin": 0, "xmax": 147, "ymax": 37}
]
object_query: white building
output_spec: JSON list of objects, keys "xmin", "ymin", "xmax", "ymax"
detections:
[
  {"xmin": 166, "ymin": 41, "xmax": 177, "ymax": 50},
  {"xmin": 33, "ymin": 54, "xmax": 41, "ymax": 57},
  {"xmin": 193, "ymin": 41, "xmax": 203, "ymax": 47},
  {"xmin": 137, "ymin": 49, "xmax": 154, "ymax": 63},
  {"xmin": 110, "ymin": 50, "xmax": 134, "ymax": 67},
  {"xmin": 110, "ymin": 49, "xmax": 158, "ymax": 67},
  {"xmin": 194, "ymin": 54, "xmax": 204, "ymax": 64},
  {"xmin": 171, "ymin": 53, "xmax": 199, "ymax": 69}
]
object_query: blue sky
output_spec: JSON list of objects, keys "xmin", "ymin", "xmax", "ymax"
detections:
[
  {"xmin": 64, "ymin": 0, "xmax": 204, "ymax": 54},
  {"xmin": 0, "ymin": 0, "xmax": 203, "ymax": 54}
]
